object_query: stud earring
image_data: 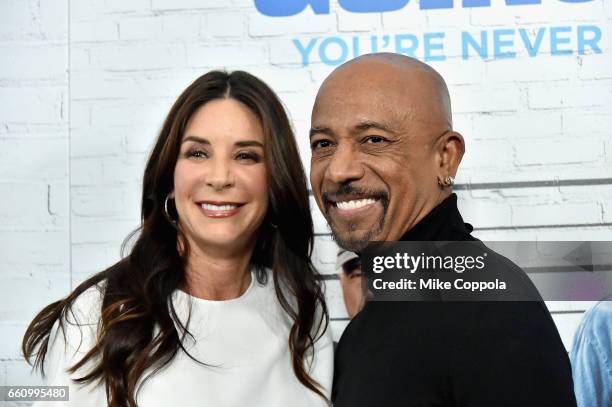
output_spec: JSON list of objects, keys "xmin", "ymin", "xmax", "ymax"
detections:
[
  {"xmin": 445, "ymin": 175, "xmax": 455, "ymax": 187},
  {"xmin": 437, "ymin": 175, "xmax": 455, "ymax": 188}
]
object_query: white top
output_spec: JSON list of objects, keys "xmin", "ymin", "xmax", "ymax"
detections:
[{"xmin": 34, "ymin": 271, "xmax": 333, "ymax": 406}]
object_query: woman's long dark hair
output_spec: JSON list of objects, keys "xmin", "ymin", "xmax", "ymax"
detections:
[{"xmin": 22, "ymin": 71, "xmax": 329, "ymax": 406}]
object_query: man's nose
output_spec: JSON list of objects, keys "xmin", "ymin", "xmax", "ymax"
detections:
[
  {"xmin": 205, "ymin": 158, "xmax": 234, "ymax": 190},
  {"xmin": 326, "ymin": 144, "xmax": 364, "ymax": 184}
]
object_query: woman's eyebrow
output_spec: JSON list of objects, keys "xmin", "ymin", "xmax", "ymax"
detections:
[
  {"xmin": 234, "ymin": 140, "xmax": 264, "ymax": 148},
  {"xmin": 182, "ymin": 135, "xmax": 210, "ymax": 145},
  {"xmin": 181, "ymin": 136, "xmax": 263, "ymax": 148}
]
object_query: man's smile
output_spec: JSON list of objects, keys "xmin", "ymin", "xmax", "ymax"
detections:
[{"xmin": 329, "ymin": 196, "xmax": 380, "ymax": 218}]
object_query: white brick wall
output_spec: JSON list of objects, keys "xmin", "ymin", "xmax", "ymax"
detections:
[
  {"xmin": 0, "ymin": 0, "xmax": 69, "ymax": 393},
  {"xmin": 1, "ymin": 0, "xmax": 611, "ymax": 392}
]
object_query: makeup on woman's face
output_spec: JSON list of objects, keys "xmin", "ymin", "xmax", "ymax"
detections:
[{"xmin": 172, "ymin": 98, "xmax": 268, "ymax": 254}]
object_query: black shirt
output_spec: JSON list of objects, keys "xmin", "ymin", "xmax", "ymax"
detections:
[{"xmin": 332, "ymin": 194, "xmax": 576, "ymax": 407}]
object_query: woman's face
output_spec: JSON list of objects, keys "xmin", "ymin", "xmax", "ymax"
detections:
[{"xmin": 172, "ymin": 98, "xmax": 268, "ymax": 254}]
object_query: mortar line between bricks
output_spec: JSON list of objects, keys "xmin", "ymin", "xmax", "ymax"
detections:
[
  {"xmin": 314, "ymin": 222, "xmax": 612, "ymax": 237},
  {"xmin": 475, "ymin": 222, "xmax": 612, "ymax": 231},
  {"xmin": 68, "ymin": 0, "xmax": 73, "ymax": 291},
  {"xmin": 307, "ymin": 178, "xmax": 612, "ymax": 196},
  {"xmin": 453, "ymin": 178, "xmax": 612, "ymax": 191}
]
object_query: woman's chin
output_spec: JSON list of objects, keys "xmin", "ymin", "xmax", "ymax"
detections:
[{"xmin": 189, "ymin": 231, "xmax": 254, "ymax": 253}]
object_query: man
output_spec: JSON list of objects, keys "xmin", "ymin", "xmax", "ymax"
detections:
[
  {"xmin": 309, "ymin": 53, "xmax": 576, "ymax": 406},
  {"xmin": 336, "ymin": 249, "xmax": 364, "ymax": 319}
]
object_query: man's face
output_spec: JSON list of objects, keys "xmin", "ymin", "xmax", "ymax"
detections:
[
  {"xmin": 339, "ymin": 258, "xmax": 364, "ymax": 319},
  {"xmin": 310, "ymin": 62, "xmax": 446, "ymax": 251}
]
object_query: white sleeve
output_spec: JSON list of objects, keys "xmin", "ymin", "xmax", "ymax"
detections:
[{"xmin": 31, "ymin": 286, "xmax": 107, "ymax": 407}]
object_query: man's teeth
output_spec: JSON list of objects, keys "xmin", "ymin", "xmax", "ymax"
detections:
[
  {"xmin": 336, "ymin": 198, "xmax": 376, "ymax": 210},
  {"xmin": 201, "ymin": 203, "xmax": 238, "ymax": 211}
]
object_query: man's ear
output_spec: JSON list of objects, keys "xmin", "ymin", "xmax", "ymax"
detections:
[{"xmin": 438, "ymin": 131, "xmax": 465, "ymax": 178}]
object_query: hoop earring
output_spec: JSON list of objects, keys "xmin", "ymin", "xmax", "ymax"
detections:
[{"xmin": 164, "ymin": 196, "xmax": 177, "ymax": 226}]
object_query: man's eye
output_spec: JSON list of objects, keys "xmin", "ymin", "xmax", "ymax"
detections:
[
  {"xmin": 312, "ymin": 139, "xmax": 333, "ymax": 150},
  {"xmin": 364, "ymin": 136, "xmax": 386, "ymax": 144}
]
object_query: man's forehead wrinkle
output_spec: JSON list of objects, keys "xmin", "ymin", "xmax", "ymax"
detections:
[
  {"xmin": 314, "ymin": 89, "xmax": 439, "ymax": 137},
  {"xmin": 353, "ymin": 117, "xmax": 402, "ymax": 135}
]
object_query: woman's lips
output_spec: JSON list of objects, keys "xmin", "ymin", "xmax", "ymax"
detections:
[{"xmin": 198, "ymin": 202, "xmax": 243, "ymax": 218}]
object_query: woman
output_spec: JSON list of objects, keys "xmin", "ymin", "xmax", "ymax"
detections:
[{"xmin": 23, "ymin": 71, "xmax": 332, "ymax": 406}]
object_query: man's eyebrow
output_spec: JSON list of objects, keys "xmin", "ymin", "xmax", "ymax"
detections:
[
  {"xmin": 354, "ymin": 120, "xmax": 398, "ymax": 135},
  {"xmin": 309, "ymin": 126, "xmax": 336, "ymax": 139}
]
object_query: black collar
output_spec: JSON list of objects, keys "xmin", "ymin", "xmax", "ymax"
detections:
[{"xmin": 399, "ymin": 194, "xmax": 474, "ymax": 241}]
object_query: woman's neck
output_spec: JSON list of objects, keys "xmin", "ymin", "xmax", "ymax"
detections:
[{"xmin": 182, "ymin": 242, "xmax": 254, "ymax": 301}]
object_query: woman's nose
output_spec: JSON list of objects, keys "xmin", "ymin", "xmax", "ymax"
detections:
[{"xmin": 205, "ymin": 159, "xmax": 234, "ymax": 190}]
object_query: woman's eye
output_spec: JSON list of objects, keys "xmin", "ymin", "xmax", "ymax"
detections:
[
  {"xmin": 186, "ymin": 149, "xmax": 208, "ymax": 159},
  {"xmin": 236, "ymin": 152, "xmax": 261, "ymax": 162}
]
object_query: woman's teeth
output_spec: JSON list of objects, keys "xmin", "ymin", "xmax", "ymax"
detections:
[
  {"xmin": 336, "ymin": 198, "xmax": 376, "ymax": 210},
  {"xmin": 201, "ymin": 203, "xmax": 238, "ymax": 211}
]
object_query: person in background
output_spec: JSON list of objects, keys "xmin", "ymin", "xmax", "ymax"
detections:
[
  {"xmin": 336, "ymin": 250, "xmax": 364, "ymax": 319},
  {"xmin": 571, "ymin": 298, "xmax": 612, "ymax": 407},
  {"xmin": 22, "ymin": 70, "xmax": 333, "ymax": 407}
]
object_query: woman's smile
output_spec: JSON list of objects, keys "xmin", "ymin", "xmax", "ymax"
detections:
[{"xmin": 198, "ymin": 201, "xmax": 245, "ymax": 218}]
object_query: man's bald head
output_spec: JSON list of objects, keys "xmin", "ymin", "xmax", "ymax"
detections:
[
  {"xmin": 309, "ymin": 52, "xmax": 465, "ymax": 251},
  {"xmin": 315, "ymin": 53, "xmax": 453, "ymax": 133}
]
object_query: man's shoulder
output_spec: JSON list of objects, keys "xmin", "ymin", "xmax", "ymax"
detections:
[
  {"xmin": 585, "ymin": 300, "xmax": 612, "ymax": 325},
  {"xmin": 578, "ymin": 300, "xmax": 612, "ymax": 343}
]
